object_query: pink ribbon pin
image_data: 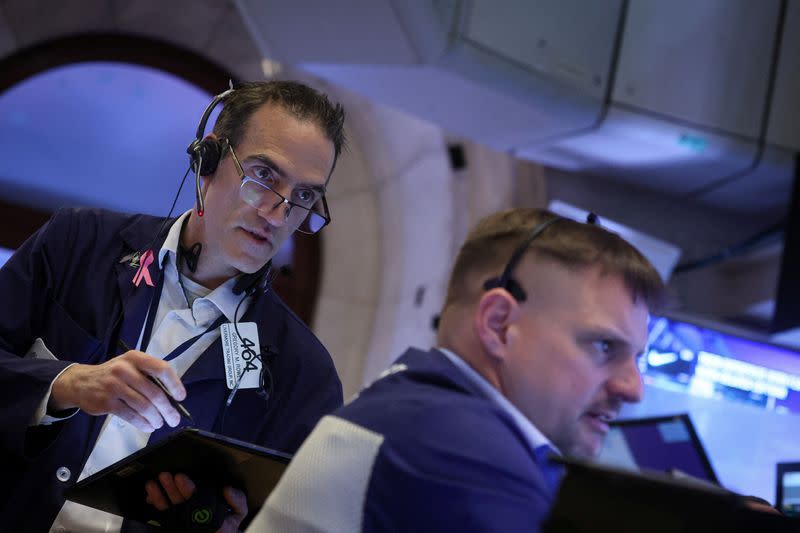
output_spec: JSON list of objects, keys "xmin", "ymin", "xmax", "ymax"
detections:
[{"xmin": 132, "ymin": 249, "xmax": 155, "ymax": 287}]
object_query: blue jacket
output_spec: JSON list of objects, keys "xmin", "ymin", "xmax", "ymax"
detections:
[
  {"xmin": 250, "ymin": 348, "xmax": 556, "ymax": 532},
  {"xmin": 0, "ymin": 208, "xmax": 343, "ymax": 532}
]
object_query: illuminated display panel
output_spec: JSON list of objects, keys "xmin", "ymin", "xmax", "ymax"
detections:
[
  {"xmin": 643, "ymin": 315, "xmax": 800, "ymax": 415},
  {"xmin": 0, "ymin": 247, "xmax": 13, "ymax": 268},
  {"xmin": 777, "ymin": 463, "xmax": 800, "ymax": 517}
]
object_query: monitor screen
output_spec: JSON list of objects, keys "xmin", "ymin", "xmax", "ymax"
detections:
[
  {"xmin": 596, "ymin": 413, "xmax": 718, "ymax": 483},
  {"xmin": 619, "ymin": 314, "xmax": 800, "ymax": 504},
  {"xmin": 643, "ymin": 315, "xmax": 800, "ymax": 415},
  {"xmin": 777, "ymin": 462, "xmax": 800, "ymax": 517}
]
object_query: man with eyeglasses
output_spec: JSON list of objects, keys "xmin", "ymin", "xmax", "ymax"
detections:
[
  {"xmin": 0, "ymin": 81, "xmax": 345, "ymax": 532},
  {"xmin": 246, "ymin": 207, "xmax": 667, "ymax": 532}
]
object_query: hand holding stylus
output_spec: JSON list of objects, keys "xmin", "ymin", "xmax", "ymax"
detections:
[{"xmin": 50, "ymin": 347, "xmax": 187, "ymax": 432}]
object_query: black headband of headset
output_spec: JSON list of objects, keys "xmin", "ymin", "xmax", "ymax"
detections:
[
  {"xmin": 482, "ymin": 217, "xmax": 563, "ymax": 302},
  {"xmin": 186, "ymin": 83, "xmax": 236, "ymax": 216},
  {"xmin": 194, "ymin": 87, "xmax": 235, "ymax": 141},
  {"xmin": 482, "ymin": 212, "xmax": 600, "ymax": 302}
]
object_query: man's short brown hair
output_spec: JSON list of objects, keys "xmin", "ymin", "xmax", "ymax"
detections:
[
  {"xmin": 442, "ymin": 208, "xmax": 667, "ymax": 312},
  {"xmin": 214, "ymin": 80, "xmax": 347, "ymax": 173}
]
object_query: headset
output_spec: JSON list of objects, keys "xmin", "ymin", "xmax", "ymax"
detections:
[
  {"xmin": 186, "ymin": 82, "xmax": 235, "ymax": 217},
  {"xmin": 483, "ymin": 212, "xmax": 600, "ymax": 302},
  {"xmin": 483, "ymin": 217, "xmax": 564, "ymax": 302},
  {"xmin": 431, "ymin": 213, "xmax": 598, "ymax": 331},
  {"xmin": 184, "ymin": 81, "xmax": 276, "ymax": 297}
]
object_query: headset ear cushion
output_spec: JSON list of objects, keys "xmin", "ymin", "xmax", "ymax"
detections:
[
  {"xmin": 503, "ymin": 279, "xmax": 528, "ymax": 302},
  {"xmin": 187, "ymin": 138, "xmax": 223, "ymax": 176}
]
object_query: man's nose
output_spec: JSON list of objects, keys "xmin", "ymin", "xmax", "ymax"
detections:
[
  {"xmin": 608, "ymin": 356, "xmax": 644, "ymax": 403},
  {"xmin": 258, "ymin": 198, "xmax": 291, "ymax": 227}
]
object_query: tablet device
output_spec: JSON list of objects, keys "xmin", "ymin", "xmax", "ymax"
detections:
[
  {"xmin": 595, "ymin": 413, "xmax": 719, "ymax": 483},
  {"xmin": 65, "ymin": 428, "xmax": 291, "ymax": 524},
  {"xmin": 544, "ymin": 456, "xmax": 796, "ymax": 533}
]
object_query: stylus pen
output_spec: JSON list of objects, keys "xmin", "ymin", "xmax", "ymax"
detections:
[{"xmin": 117, "ymin": 340, "xmax": 194, "ymax": 424}]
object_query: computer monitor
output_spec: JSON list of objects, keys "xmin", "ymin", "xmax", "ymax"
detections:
[
  {"xmin": 776, "ymin": 462, "xmax": 800, "ymax": 517},
  {"xmin": 596, "ymin": 413, "xmax": 719, "ymax": 483},
  {"xmin": 643, "ymin": 314, "xmax": 800, "ymax": 416}
]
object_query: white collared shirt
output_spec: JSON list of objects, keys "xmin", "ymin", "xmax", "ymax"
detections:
[
  {"xmin": 50, "ymin": 211, "xmax": 251, "ymax": 533},
  {"xmin": 437, "ymin": 347, "xmax": 560, "ymax": 457}
]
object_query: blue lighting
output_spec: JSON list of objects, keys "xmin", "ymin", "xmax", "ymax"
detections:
[{"xmin": 677, "ymin": 133, "xmax": 708, "ymax": 152}]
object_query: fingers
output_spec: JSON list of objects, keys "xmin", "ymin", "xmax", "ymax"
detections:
[
  {"xmin": 145, "ymin": 479, "xmax": 170, "ymax": 511},
  {"xmin": 112, "ymin": 398, "xmax": 155, "ymax": 433},
  {"xmin": 219, "ymin": 487, "xmax": 247, "ymax": 533},
  {"xmin": 224, "ymin": 486, "xmax": 248, "ymax": 519},
  {"xmin": 145, "ymin": 473, "xmax": 197, "ymax": 513},
  {"xmin": 137, "ymin": 353, "xmax": 187, "ymax": 401},
  {"xmin": 117, "ymin": 381, "xmax": 168, "ymax": 431},
  {"xmin": 157, "ymin": 472, "xmax": 195, "ymax": 505},
  {"xmin": 173, "ymin": 473, "xmax": 196, "ymax": 501},
  {"xmin": 109, "ymin": 371, "xmax": 180, "ymax": 431},
  {"xmin": 219, "ymin": 515, "xmax": 243, "ymax": 533},
  {"xmin": 124, "ymin": 373, "xmax": 181, "ymax": 428},
  {"xmin": 146, "ymin": 475, "xmax": 243, "ymax": 533}
]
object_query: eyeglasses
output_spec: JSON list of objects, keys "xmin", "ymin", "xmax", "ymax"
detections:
[{"xmin": 228, "ymin": 142, "xmax": 331, "ymax": 235}]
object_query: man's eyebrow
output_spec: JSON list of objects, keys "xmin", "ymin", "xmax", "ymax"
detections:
[
  {"xmin": 580, "ymin": 327, "xmax": 639, "ymax": 352},
  {"xmin": 247, "ymin": 154, "xmax": 286, "ymax": 178},
  {"xmin": 246, "ymin": 154, "xmax": 326, "ymax": 193}
]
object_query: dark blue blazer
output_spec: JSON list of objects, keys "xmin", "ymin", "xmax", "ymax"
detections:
[
  {"xmin": 337, "ymin": 348, "xmax": 556, "ymax": 532},
  {"xmin": 0, "ymin": 208, "xmax": 342, "ymax": 532}
]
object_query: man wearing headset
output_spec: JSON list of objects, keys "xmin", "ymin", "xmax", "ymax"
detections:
[
  {"xmin": 0, "ymin": 81, "xmax": 345, "ymax": 532},
  {"xmin": 247, "ymin": 207, "xmax": 667, "ymax": 532}
]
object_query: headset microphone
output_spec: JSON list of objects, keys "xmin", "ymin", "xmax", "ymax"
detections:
[
  {"xmin": 186, "ymin": 82, "xmax": 235, "ymax": 217},
  {"xmin": 232, "ymin": 261, "xmax": 274, "ymax": 296}
]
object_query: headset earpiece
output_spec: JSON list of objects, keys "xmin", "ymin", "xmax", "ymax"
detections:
[
  {"xmin": 187, "ymin": 84, "xmax": 236, "ymax": 217},
  {"xmin": 187, "ymin": 138, "xmax": 223, "ymax": 177},
  {"xmin": 483, "ymin": 277, "xmax": 527, "ymax": 302}
]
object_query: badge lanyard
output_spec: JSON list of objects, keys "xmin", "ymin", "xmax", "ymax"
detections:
[{"xmin": 120, "ymin": 260, "xmax": 228, "ymax": 362}]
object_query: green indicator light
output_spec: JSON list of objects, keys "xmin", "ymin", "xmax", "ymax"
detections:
[{"xmin": 192, "ymin": 508, "xmax": 212, "ymax": 524}]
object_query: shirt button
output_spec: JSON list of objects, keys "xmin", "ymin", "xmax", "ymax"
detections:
[{"xmin": 56, "ymin": 466, "xmax": 71, "ymax": 482}]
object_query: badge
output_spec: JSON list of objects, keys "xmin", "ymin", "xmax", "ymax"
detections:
[
  {"xmin": 221, "ymin": 322, "xmax": 262, "ymax": 390},
  {"xmin": 119, "ymin": 251, "xmax": 141, "ymax": 268}
]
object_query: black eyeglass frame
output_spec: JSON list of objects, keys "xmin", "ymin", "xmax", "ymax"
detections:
[{"xmin": 227, "ymin": 139, "xmax": 332, "ymax": 235}]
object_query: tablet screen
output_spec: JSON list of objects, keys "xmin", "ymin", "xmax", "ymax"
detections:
[{"xmin": 596, "ymin": 414, "xmax": 718, "ymax": 483}]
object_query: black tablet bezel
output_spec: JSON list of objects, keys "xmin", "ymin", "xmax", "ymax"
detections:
[
  {"xmin": 64, "ymin": 427, "xmax": 291, "ymax": 524},
  {"xmin": 608, "ymin": 413, "xmax": 720, "ymax": 484}
]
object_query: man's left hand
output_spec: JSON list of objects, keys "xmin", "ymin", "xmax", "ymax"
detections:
[{"xmin": 144, "ymin": 472, "xmax": 248, "ymax": 533}]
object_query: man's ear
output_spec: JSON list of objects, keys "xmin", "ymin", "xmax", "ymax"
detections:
[
  {"xmin": 474, "ymin": 289, "xmax": 520, "ymax": 360},
  {"xmin": 196, "ymin": 133, "xmax": 224, "ymax": 179}
]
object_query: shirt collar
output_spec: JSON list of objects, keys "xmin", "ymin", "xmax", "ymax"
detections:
[
  {"xmin": 158, "ymin": 210, "xmax": 247, "ymax": 323},
  {"xmin": 437, "ymin": 347, "xmax": 560, "ymax": 455},
  {"xmin": 158, "ymin": 210, "xmax": 190, "ymax": 268}
]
